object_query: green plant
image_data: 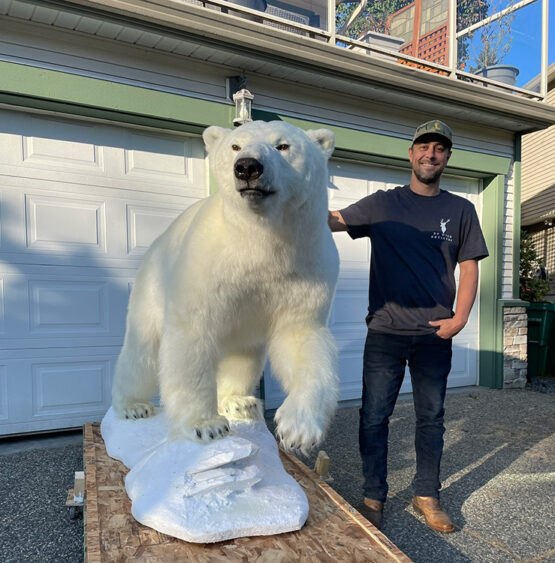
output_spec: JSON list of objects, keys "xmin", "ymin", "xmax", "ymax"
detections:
[
  {"xmin": 336, "ymin": 0, "xmax": 410, "ymax": 39},
  {"xmin": 336, "ymin": 0, "xmax": 489, "ymax": 50},
  {"xmin": 464, "ymin": 0, "xmax": 516, "ymax": 72},
  {"xmin": 520, "ymin": 229, "xmax": 550, "ymax": 302}
]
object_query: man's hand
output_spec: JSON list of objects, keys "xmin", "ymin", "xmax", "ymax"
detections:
[
  {"xmin": 429, "ymin": 259, "xmax": 479, "ymax": 339},
  {"xmin": 428, "ymin": 317, "xmax": 466, "ymax": 339}
]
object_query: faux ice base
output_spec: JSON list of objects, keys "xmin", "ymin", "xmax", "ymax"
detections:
[{"xmin": 100, "ymin": 408, "xmax": 309, "ymax": 543}]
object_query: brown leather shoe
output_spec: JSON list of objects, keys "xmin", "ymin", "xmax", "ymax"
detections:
[
  {"xmin": 358, "ymin": 498, "xmax": 384, "ymax": 529},
  {"xmin": 412, "ymin": 496, "xmax": 454, "ymax": 533}
]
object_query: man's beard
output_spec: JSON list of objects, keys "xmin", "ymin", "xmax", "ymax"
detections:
[{"xmin": 414, "ymin": 168, "xmax": 442, "ymax": 185}]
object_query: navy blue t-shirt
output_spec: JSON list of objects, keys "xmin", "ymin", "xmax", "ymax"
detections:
[{"xmin": 339, "ymin": 185, "xmax": 489, "ymax": 335}]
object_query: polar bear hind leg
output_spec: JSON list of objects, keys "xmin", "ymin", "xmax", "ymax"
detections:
[
  {"xmin": 112, "ymin": 327, "xmax": 158, "ymax": 420},
  {"xmin": 217, "ymin": 348, "xmax": 266, "ymax": 421}
]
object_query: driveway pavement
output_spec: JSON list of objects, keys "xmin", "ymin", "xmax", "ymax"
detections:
[{"xmin": 0, "ymin": 381, "xmax": 553, "ymax": 562}]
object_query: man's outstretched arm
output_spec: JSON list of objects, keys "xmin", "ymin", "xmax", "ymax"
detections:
[
  {"xmin": 328, "ymin": 210, "xmax": 348, "ymax": 232},
  {"xmin": 429, "ymin": 259, "xmax": 479, "ymax": 339}
]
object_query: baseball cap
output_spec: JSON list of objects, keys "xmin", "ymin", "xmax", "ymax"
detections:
[{"xmin": 412, "ymin": 120, "xmax": 453, "ymax": 148}]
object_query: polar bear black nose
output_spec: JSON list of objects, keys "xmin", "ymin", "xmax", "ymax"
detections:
[{"xmin": 234, "ymin": 158, "xmax": 264, "ymax": 181}]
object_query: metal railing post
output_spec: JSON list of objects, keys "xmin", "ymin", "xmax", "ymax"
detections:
[
  {"xmin": 541, "ymin": 0, "xmax": 548, "ymax": 98},
  {"xmin": 448, "ymin": 0, "xmax": 457, "ymax": 77},
  {"xmin": 328, "ymin": 0, "xmax": 336, "ymax": 45}
]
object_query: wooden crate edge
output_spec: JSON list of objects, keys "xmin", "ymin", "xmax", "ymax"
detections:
[
  {"xmin": 84, "ymin": 423, "xmax": 102, "ymax": 563},
  {"xmin": 281, "ymin": 449, "xmax": 412, "ymax": 563}
]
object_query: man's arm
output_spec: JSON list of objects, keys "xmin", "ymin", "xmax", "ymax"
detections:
[
  {"xmin": 328, "ymin": 210, "xmax": 348, "ymax": 232},
  {"xmin": 429, "ymin": 259, "xmax": 479, "ymax": 339}
]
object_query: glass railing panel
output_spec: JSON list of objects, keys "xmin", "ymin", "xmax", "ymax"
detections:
[
  {"xmin": 457, "ymin": 0, "xmax": 543, "ymax": 93},
  {"xmin": 181, "ymin": 0, "xmax": 329, "ymax": 34},
  {"xmin": 264, "ymin": 0, "xmax": 329, "ymax": 32},
  {"xmin": 335, "ymin": 0, "xmax": 451, "ymax": 71}
]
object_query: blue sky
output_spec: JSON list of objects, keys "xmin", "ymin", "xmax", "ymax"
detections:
[{"xmin": 462, "ymin": 0, "xmax": 553, "ymax": 87}]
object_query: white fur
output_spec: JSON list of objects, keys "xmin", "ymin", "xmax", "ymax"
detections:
[{"xmin": 112, "ymin": 120, "xmax": 340, "ymax": 454}]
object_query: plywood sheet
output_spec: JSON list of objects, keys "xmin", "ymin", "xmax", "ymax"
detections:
[{"xmin": 84, "ymin": 423, "xmax": 411, "ymax": 562}]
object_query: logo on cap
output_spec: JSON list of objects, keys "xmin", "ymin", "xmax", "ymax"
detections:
[{"xmin": 413, "ymin": 120, "xmax": 453, "ymax": 147}]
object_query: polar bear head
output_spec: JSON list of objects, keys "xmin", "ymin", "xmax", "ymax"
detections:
[{"xmin": 203, "ymin": 121, "xmax": 334, "ymax": 220}]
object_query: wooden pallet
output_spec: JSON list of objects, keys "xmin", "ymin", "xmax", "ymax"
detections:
[{"xmin": 84, "ymin": 423, "xmax": 411, "ymax": 562}]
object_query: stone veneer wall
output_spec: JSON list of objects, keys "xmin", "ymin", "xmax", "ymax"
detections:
[{"xmin": 503, "ymin": 306, "xmax": 528, "ymax": 388}]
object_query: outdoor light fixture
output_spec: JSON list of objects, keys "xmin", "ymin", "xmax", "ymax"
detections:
[
  {"xmin": 232, "ymin": 88, "xmax": 254, "ymax": 126},
  {"xmin": 227, "ymin": 75, "xmax": 254, "ymax": 127}
]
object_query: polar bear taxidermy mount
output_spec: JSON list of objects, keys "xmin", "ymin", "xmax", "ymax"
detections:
[{"xmin": 111, "ymin": 120, "xmax": 340, "ymax": 455}]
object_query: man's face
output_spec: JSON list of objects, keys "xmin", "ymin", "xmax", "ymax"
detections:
[{"xmin": 409, "ymin": 136, "xmax": 452, "ymax": 185}]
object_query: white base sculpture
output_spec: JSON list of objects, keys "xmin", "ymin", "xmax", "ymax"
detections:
[{"xmin": 101, "ymin": 407, "xmax": 309, "ymax": 543}]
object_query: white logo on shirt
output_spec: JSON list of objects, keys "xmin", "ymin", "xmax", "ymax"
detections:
[{"xmin": 431, "ymin": 218, "xmax": 453, "ymax": 242}]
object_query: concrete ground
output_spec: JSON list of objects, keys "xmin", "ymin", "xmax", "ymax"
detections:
[{"xmin": 0, "ymin": 381, "xmax": 553, "ymax": 563}]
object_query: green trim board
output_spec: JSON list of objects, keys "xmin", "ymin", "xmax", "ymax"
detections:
[
  {"xmin": 0, "ymin": 61, "xmax": 510, "ymax": 177},
  {"xmin": 253, "ymin": 110, "xmax": 511, "ymax": 177},
  {"xmin": 0, "ymin": 61, "xmax": 234, "ymax": 133},
  {"xmin": 479, "ymin": 175, "xmax": 506, "ymax": 389},
  {"xmin": 513, "ymin": 136, "xmax": 523, "ymax": 299}
]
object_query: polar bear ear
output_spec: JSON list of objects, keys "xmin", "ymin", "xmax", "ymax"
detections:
[
  {"xmin": 203, "ymin": 126, "xmax": 232, "ymax": 153},
  {"xmin": 306, "ymin": 129, "xmax": 335, "ymax": 159}
]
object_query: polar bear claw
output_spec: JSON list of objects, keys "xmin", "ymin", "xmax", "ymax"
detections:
[
  {"xmin": 219, "ymin": 395, "xmax": 263, "ymax": 421},
  {"xmin": 115, "ymin": 400, "xmax": 155, "ymax": 420},
  {"xmin": 184, "ymin": 415, "xmax": 230, "ymax": 443}
]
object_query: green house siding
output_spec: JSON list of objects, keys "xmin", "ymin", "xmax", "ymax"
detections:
[{"xmin": 0, "ymin": 60, "xmax": 513, "ymax": 388}]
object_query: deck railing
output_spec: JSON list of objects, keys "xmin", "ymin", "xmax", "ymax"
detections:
[{"xmin": 187, "ymin": 0, "xmax": 549, "ymax": 101}]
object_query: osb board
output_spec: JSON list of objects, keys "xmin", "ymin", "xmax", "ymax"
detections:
[{"xmin": 84, "ymin": 423, "xmax": 411, "ymax": 562}]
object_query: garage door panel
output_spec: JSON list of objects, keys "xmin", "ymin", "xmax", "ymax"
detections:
[
  {"xmin": 126, "ymin": 203, "xmax": 185, "ymax": 256},
  {"xmin": 333, "ymin": 231, "xmax": 370, "ymax": 271},
  {"xmin": 29, "ymin": 280, "xmax": 110, "ymax": 335},
  {"xmin": 26, "ymin": 192, "xmax": 107, "ymax": 252},
  {"xmin": 0, "ymin": 365, "xmax": 7, "ymax": 422},
  {"xmin": 31, "ymin": 359, "xmax": 110, "ymax": 418},
  {"xmin": 0, "ymin": 272, "xmax": 129, "ymax": 345},
  {"xmin": 2, "ymin": 183, "xmax": 193, "ymax": 267},
  {"xmin": 1, "ymin": 351, "xmax": 116, "ymax": 434},
  {"xmin": 22, "ymin": 132, "xmax": 105, "ymax": 174},
  {"xmin": 0, "ymin": 110, "xmax": 206, "ymax": 197},
  {"xmin": 0, "ymin": 278, "xmax": 4, "ymax": 335},
  {"xmin": 330, "ymin": 288, "xmax": 367, "ymax": 331}
]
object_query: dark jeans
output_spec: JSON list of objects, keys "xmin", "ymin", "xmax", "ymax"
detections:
[{"xmin": 359, "ymin": 329, "xmax": 452, "ymax": 502}]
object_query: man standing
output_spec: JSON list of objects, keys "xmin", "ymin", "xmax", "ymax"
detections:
[{"xmin": 328, "ymin": 120, "xmax": 488, "ymax": 532}]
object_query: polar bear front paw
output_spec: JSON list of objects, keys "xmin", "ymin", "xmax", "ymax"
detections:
[
  {"xmin": 274, "ymin": 399, "xmax": 325, "ymax": 455},
  {"xmin": 174, "ymin": 415, "xmax": 231, "ymax": 444},
  {"xmin": 219, "ymin": 395, "xmax": 263, "ymax": 421},
  {"xmin": 114, "ymin": 400, "xmax": 155, "ymax": 420}
]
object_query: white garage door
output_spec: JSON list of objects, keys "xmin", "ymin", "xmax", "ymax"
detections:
[
  {"xmin": 264, "ymin": 159, "xmax": 481, "ymax": 409},
  {"xmin": 0, "ymin": 109, "xmax": 207, "ymax": 435}
]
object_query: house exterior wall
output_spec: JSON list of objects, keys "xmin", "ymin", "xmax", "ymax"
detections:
[
  {"xmin": 0, "ymin": 18, "xmax": 516, "ymax": 158},
  {"xmin": 521, "ymin": 78, "xmax": 555, "ymax": 299},
  {"xmin": 0, "ymin": 12, "xmax": 525, "ymax": 403},
  {"xmin": 521, "ymin": 87, "xmax": 555, "ymax": 224}
]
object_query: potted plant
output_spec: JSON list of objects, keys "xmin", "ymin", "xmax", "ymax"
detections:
[{"xmin": 465, "ymin": 1, "xmax": 519, "ymax": 86}]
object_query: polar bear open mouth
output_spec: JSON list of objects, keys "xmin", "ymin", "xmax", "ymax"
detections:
[{"xmin": 237, "ymin": 186, "xmax": 276, "ymax": 200}]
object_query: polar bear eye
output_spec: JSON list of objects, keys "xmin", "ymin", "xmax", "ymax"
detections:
[
  {"xmin": 231, "ymin": 144, "xmax": 241, "ymax": 151},
  {"xmin": 276, "ymin": 144, "xmax": 289, "ymax": 151}
]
